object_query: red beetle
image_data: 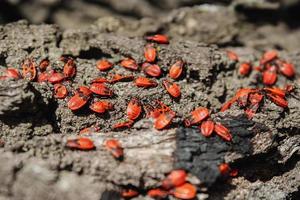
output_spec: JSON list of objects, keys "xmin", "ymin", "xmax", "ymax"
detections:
[
  {"xmin": 48, "ymin": 72, "xmax": 65, "ymax": 84},
  {"xmin": 200, "ymin": 120, "xmax": 214, "ymax": 137},
  {"xmin": 263, "ymin": 65, "xmax": 277, "ymax": 85},
  {"xmin": 79, "ymin": 125, "xmax": 100, "ymax": 134},
  {"xmin": 226, "ymin": 50, "xmax": 239, "ymax": 62},
  {"xmin": 260, "ymin": 50, "xmax": 278, "ymax": 65},
  {"xmin": 162, "ymin": 170, "xmax": 187, "ymax": 189},
  {"xmin": 68, "ymin": 86, "xmax": 91, "ymax": 111},
  {"xmin": 184, "ymin": 107, "xmax": 209, "ymax": 127},
  {"xmin": 169, "ymin": 60, "xmax": 184, "ymax": 79},
  {"xmin": 162, "ymin": 80, "xmax": 181, "ymax": 98},
  {"xmin": 90, "ymin": 101, "xmax": 113, "ymax": 114},
  {"xmin": 171, "ymin": 183, "xmax": 197, "ymax": 200},
  {"xmin": 121, "ymin": 188, "xmax": 139, "ymax": 199},
  {"xmin": 214, "ymin": 123, "xmax": 232, "ymax": 142},
  {"xmin": 97, "ymin": 59, "xmax": 113, "ymax": 71},
  {"xmin": 120, "ymin": 58, "xmax": 138, "ymax": 70},
  {"xmin": 145, "ymin": 34, "xmax": 169, "ymax": 44},
  {"xmin": 219, "ymin": 163, "xmax": 230, "ymax": 176},
  {"xmin": 278, "ymin": 61, "xmax": 295, "ymax": 78},
  {"xmin": 37, "ymin": 72, "xmax": 49, "ymax": 82},
  {"xmin": 63, "ymin": 58, "xmax": 76, "ymax": 78},
  {"xmin": 239, "ymin": 62, "xmax": 251, "ymax": 76},
  {"xmin": 109, "ymin": 74, "xmax": 134, "ymax": 84},
  {"xmin": 68, "ymin": 93, "xmax": 89, "ymax": 111},
  {"xmin": 127, "ymin": 98, "xmax": 142, "ymax": 120},
  {"xmin": 4, "ymin": 68, "xmax": 21, "ymax": 79},
  {"xmin": 22, "ymin": 58, "xmax": 37, "ymax": 81},
  {"xmin": 144, "ymin": 43, "xmax": 156, "ymax": 63},
  {"xmin": 154, "ymin": 111, "xmax": 176, "ymax": 130},
  {"xmin": 142, "ymin": 63, "xmax": 162, "ymax": 77},
  {"xmin": 135, "ymin": 77, "xmax": 158, "ymax": 88},
  {"xmin": 105, "ymin": 139, "xmax": 124, "ymax": 159},
  {"xmin": 90, "ymin": 83, "xmax": 113, "ymax": 96},
  {"xmin": 147, "ymin": 188, "xmax": 169, "ymax": 199},
  {"xmin": 113, "ymin": 120, "xmax": 134, "ymax": 130},
  {"xmin": 219, "ymin": 163, "xmax": 238, "ymax": 177},
  {"xmin": 39, "ymin": 59, "xmax": 49, "ymax": 71},
  {"xmin": 54, "ymin": 84, "xmax": 68, "ymax": 99},
  {"xmin": 66, "ymin": 137, "xmax": 95, "ymax": 150}
]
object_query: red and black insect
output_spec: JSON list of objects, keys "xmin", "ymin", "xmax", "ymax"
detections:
[
  {"xmin": 221, "ymin": 87, "xmax": 289, "ymax": 119},
  {"xmin": 54, "ymin": 83, "xmax": 68, "ymax": 99},
  {"xmin": 219, "ymin": 163, "xmax": 238, "ymax": 177},
  {"xmin": 200, "ymin": 120, "xmax": 214, "ymax": 137},
  {"xmin": 66, "ymin": 137, "xmax": 95, "ymax": 150},
  {"xmin": 236, "ymin": 50, "xmax": 295, "ymax": 85},
  {"xmin": 127, "ymin": 98, "xmax": 142, "ymax": 121},
  {"xmin": 145, "ymin": 34, "xmax": 169, "ymax": 44},
  {"xmin": 39, "ymin": 59, "xmax": 49, "ymax": 71},
  {"xmin": 108, "ymin": 74, "xmax": 134, "ymax": 84},
  {"xmin": 170, "ymin": 183, "xmax": 197, "ymax": 200},
  {"xmin": 120, "ymin": 58, "xmax": 138, "ymax": 70},
  {"xmin": 121, "ymin": 188, "xmax": 139, "ymax": 199},
  {"xmin": 239, "ymin": 62, "xmax": 251, "ymax": 76},
  {"xmin": 144, "ymin": 43, "xmax": 157, "ymax": 63},
  {"xmin": 67, "ymin": 86, "xmax": 91, "ymax": 111},
  {"xmin": 154, "ymin": 110, "xmax": 176, "ymax": 130},
  {"xmin": 163, "ymin": 80, "xmax": 181, "ymax": 98},
  {"xmin": 184, "ymin": 107, "xmax": 209, "ymax": 127},
  {"xmin": 62, "ymin": 57, "xmax": 76, "ymax": 78},
  {"xmin": 22, "ymin": 58, "xmax": 37, "ymax": 81},
  {"xmin": 147, "ymin": 188, "xmax": 169, "ymax": 199},
  {"xmin": 113, "ymin": 120, "xmax": 134, "ymax": 130},
  {"xmin": 169, "ymin": 60, "xmax": 184, "ymax": 79},
  {"xmin": 90, "ymin": 101, "xmax": 113, "ymax": 114},
  {"xmin": 162, "ymin": 170, "xmax": 187, "ymax": 190},
  {"xmin": 105, "ymin": 139, "xmax": 124, "ymax": 160},
  {"xmin": 142, "ymin": 62, "xmax": 161, "ymax": 77},
  {"xmin": 97, "ymin": 59, "xmax": 113, "ymax": 71},
  {"xmin": 90, "ymin": 83, "xmax": 113, "ymax": 96},
  {"xmin": 135, "ymin": 77, "xmax": 158, "ymax": 88}
]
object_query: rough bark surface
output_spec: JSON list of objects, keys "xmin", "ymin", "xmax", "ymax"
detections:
[{"xmin": 0, "ymin": 1, "xmax": 300, "ymax": 200}]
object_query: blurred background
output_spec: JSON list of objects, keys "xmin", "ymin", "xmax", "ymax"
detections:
[{"xmin": 1, "ymin": 0, "xmax": 300, "ymax": 29}]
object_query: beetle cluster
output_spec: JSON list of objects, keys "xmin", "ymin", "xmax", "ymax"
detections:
[
  {"xmin": 228, "ymin": 50, "xmax": 295, "ymax": 85},
  {"xmin": 0, "ymin": 35, "xmax": 232, "ymax": 135},
  {"xmin": 121, "ymin": 169, "xmax": 197, "ymax": 199},
  {"xmin": 121, "ymin": 164, "xmax": 237, "ymax": 199},
  {"xmin": 0, "ymin": 56, "xmax": 76, "ymax": 98},
  {"xmin": 220, "ymin": 86, "xmax": 293, "ymax": 119},
  {"xmin": 184, "ymin": 107, "xmax": 233, "ymax": 141}
]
